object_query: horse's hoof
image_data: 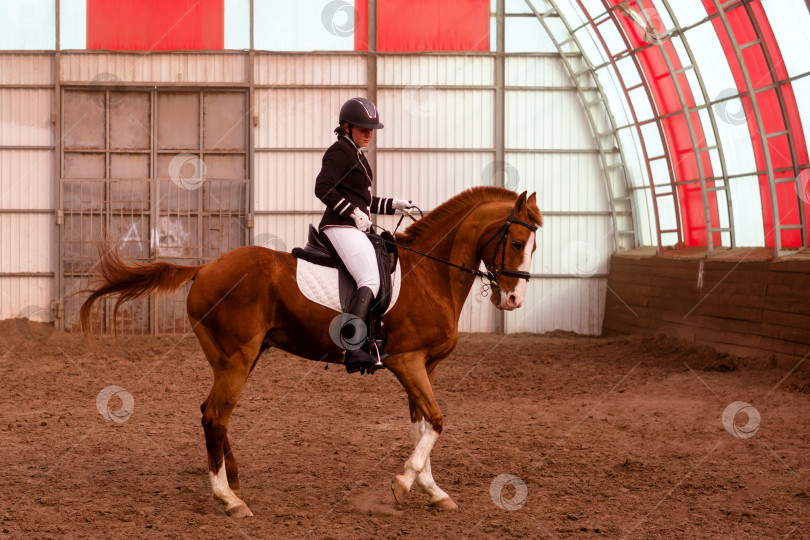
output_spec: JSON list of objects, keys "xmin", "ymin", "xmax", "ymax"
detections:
[
  {"xmin": 391, "ymin": 475, "xmax": 409, "ymax": 505},
  {"xmin": 226, "ymin": 503, "xmax": 253, "ymax": 518},
  {"xmin": 430, "ymin": 497, "xmax": 458, "ymax": 510}
]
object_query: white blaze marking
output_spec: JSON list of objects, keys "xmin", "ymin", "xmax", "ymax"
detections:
[{"xmin": 500, "ymin": 231, "xmax": 535, "ymax": 309}]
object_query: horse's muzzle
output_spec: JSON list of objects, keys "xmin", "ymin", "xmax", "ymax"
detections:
[{"xmin": 489, "ymin": 283, "xmax": 523, "ymax": 311}]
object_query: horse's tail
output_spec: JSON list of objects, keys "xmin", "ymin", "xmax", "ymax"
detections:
[{"xmin": 80, "ymin": 243, "xmax": 200, "ymax": 339}]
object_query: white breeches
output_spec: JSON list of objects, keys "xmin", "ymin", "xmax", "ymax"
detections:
[{"xmin": 323, "ymin": 226, "xmax": 381, "ymax": 297}]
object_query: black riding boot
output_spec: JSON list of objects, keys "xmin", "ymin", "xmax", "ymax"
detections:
[{"xmin": 342, "ymin": 286, "xmax": 386, "ymax": 374}]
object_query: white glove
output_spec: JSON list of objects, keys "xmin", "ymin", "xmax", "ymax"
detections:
[
  {"xmin": 350, "ymin": 208, "xmax": 371, "ymax": 232},
  {"xmin": 392, "ymin": 198, "xmax": 416, "ymax": 214}
]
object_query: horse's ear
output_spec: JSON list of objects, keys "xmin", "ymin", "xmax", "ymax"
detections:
[
  {"xmin": 515, "ymin": 191, "xmax": 528, "ymax": 211},
  {"xmin": 528, "ymin": 192, "xmax": 537, "ymax": 206}
]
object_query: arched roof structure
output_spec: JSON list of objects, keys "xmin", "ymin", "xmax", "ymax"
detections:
[{"xmin": 528, "ymin": 0, "xmax": 810, "ymax": 256}]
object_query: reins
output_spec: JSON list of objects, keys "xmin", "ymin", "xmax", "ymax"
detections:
[{"xmin": 376, "ymin": 205, "xmax": 538, "ymax": 288}]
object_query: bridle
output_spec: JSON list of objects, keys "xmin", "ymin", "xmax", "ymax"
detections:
[
  {"xmin": 382, "ymin": 206, "xmax": 537, "ymax": 294},
  {"xmin": 479, "ymin": 208, "xmax": 537, "ymax": 283}
]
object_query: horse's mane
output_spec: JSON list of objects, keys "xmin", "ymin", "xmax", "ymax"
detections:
[{"xmin": 395, "ymin": 186, "xmax": 542, "ymax": 244}]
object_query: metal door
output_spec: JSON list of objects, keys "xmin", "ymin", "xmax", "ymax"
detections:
[{"xmin": 60, "ymin": 88, "xmax": 249, "ymax": 334}]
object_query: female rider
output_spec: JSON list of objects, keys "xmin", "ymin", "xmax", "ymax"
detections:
[{"xmin": 315, "ymin": 97, "xmax": 415, "ymax": 374}]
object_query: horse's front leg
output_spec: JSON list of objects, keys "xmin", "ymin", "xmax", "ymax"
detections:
[
  {"xmin": 388, "ymin": 354, "xmax": 457, "ymax": 509},
  {"xmin": 409, "ymin": 417, "xmax": 457, "ymax": 508}
]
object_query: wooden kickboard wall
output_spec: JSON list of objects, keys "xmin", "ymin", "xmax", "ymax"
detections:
[{"xmin": 602, "ymin": 254, "xmax": 810, "ymax": 359}]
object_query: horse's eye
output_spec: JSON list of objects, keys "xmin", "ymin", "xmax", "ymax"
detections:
[{"xmin": 511, "ymin": 240, "xmax": 522, "ymax": 250}]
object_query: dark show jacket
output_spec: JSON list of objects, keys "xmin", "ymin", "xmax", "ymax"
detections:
[{"xmin": 315, "ymin": 136, "xmax": 395, "ymax": 230}]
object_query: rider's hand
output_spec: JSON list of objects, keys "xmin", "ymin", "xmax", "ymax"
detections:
[
  {"xmin": 392, "ymin": 198, "xmax": 415, "ymax": 214},
  {"xmin": 350, "ymin": 208, "xmax": 372, "ymax": 232}
]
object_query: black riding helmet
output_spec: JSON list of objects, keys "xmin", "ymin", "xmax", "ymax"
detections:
[{"xmin": 339, "ymin": 97, "xmax": 384, "ymax": 130}]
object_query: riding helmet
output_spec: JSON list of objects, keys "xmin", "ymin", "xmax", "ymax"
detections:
[{"xmin": 339, "ymin": 97, "xmax": 384, "ymax": 129}]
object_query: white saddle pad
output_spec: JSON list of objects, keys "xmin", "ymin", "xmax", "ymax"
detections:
[{"xmin": 296, "ymin": 259, "xmax": 401, "ymax": 315}]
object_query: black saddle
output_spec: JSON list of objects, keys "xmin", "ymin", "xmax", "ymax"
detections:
[{"xmin": 292, "ymin": 225, "xmax": 398, "ymax": 314}]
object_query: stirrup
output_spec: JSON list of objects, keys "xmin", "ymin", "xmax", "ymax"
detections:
[{"xmin": 361, "ymin": 340, "xmax": 388, "ymax": 375}]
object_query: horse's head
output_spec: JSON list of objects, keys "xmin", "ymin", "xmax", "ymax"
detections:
[{"xmin": 479, "ymin": 191, "xmax": 542, "ymax": 311}]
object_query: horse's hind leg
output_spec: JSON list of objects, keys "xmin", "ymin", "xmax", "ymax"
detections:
[
  {"xmin": 194, "ymin": 318, "xmax": 262, "ymax": 517},
  {"xmin": 199, "ymin": 402, "xmax": 240, "ymax": 492},
  {"xmin": 201, "ymin": 371, "xmax": 252, "ymax": 517},
  {"xmin": 222, "ymin": 435, "xmax": 240, "ymax": 492}
]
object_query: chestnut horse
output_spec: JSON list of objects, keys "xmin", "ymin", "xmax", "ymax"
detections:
[{"xmin": 80, "ymin": 186, "xmax": 542, "ymax": 517}]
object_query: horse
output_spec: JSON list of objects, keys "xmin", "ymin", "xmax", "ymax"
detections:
[{"xmin": 80, "ymin": 186, "xmax": 542, "ymax": 517}]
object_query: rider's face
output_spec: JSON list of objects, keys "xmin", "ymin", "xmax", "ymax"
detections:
[{"xmin": 351, "ymin": 126, "xmax": 373, "ymax": 148}]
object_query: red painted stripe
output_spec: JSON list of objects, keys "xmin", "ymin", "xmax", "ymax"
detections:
[
  {"xmin": 610, "ymin": 0, "xmax": 720, "ymax": 246},
  {"xmin": 355, "ymin": 0, "xmax": 489, "ymax": 52},
  {"xmin": 704, "ymin": 1, "xmax": 809, "ymax": 247},
  {"xmin": 87, "ymin": 0, "xmax": 224, "ymax": 51}
]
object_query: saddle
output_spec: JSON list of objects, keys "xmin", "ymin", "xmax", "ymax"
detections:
[{"xmin": 292, "ymin": 225, "xmax": 398, "ymax": 349}]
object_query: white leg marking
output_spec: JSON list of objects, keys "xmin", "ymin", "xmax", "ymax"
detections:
[
  {"xmin": 410, "ymin": 420, "xmax": 450, "ymax": 503},
  {"xmin": 400, "ymin": 422, "xmax": 440, "ymax": 491},
  {"xmin": 210, "ymin": 462, "xmax": 250, "ymax": 513}
]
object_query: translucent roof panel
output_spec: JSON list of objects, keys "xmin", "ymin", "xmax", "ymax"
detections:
[{"xmin": 544, "ymin": 0, "xmax": 810, "ymax": 252}]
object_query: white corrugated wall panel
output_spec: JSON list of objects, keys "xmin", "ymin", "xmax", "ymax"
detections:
[
  {"xmin": 505, "ymin": 278, "xmax": 607, "ymax": 335},
  {"xmin": 534, "ymin": 215, "xmax": 613, "ymax": 277},
  {"xmin": 505, "ymin": 56, "xmax": 574, "ymax": 87},
  {"xmin": 254, "ymin": 88, "xmax": 365, "ymax": 150},
  {"xmin": 253, "ymin": 54, "xmax": 367, "ymax": 86},
  {"xmin": 502, "ymin": 56, "xmax": 613, "ymax": 335},
  {"xmin": 253, "ymin": 214, "xmax": 319, "ymax": 255},
  {"xmin": 0, "ymin": 54, "xmax": 54, "ymax": 85},
  {"xmin": 0, "ymin": 150, "xmax": 53, "ymax": 209},
  {"xmin": 506, "ymin": 89, "xmax": 596, "ymax": 150},
  {"xmin": 59, "ymin": 53, "xmax": 249, "ymax": 83},
  {"xmin": 0, "ymin": 55, "xmax": 55, "ymax": 322},
  {"xmin": 378, "ymin": 56, "xmax": 494, "ymax": 86},
  {"xmin": 506, "ymin": 152, "xmax": 608, "ymax": 212},
  {"xmin": 0, "ymin": 89, "xmax": 52, "ymax": 146},
  {"xmin": 378, "ymin": 88, "xmax": 493, "ymax": 149},
  {"xmin": 0, "ymin": 214, "xmax": 52, "ymax": 272},
  {"xmin": 255, "ymin": 151, "xmax": 323, "ymax": 212},
  {"xmin": 376, "ymin": 151, "xmax": 493, "ymax": 212},
  {"xmin": 0, "ymin": 278, "xmax": 52, "ymax": 320}
]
